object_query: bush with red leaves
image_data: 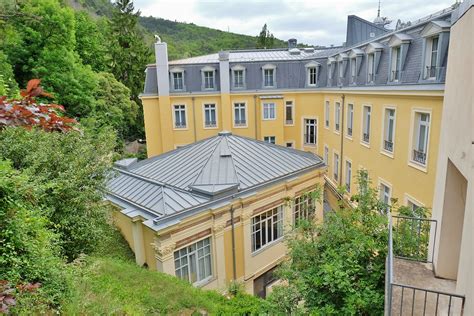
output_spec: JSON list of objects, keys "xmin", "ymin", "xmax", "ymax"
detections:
[{"xmin": 0, "ymin": 79, "xmax": 77, "ymax": 132}]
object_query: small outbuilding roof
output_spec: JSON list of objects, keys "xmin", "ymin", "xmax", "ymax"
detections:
[{"xmin": 107, "ymin": 132, "xmax": 325, "ymax": 230}]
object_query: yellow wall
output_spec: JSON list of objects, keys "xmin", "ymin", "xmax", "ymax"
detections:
[
  {"xmin": 113, "ymin": 210, "xmax": 135, "ymax": 251},
  {"xmin": 143, "ymin": 90, "xmax": 443, "ymax": 210}
]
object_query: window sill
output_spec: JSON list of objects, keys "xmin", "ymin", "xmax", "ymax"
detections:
[
  {"xmin": 193, "ymin": 276, "xmax": 216, "ymax": 288},
  {"xmin": 233, "ymin": 124, "xmax": 248, "ymax": 129},
  {"xmin": 262, "ymin": 118, "xmax": 276, "ymax": 121},
  {"xmin": 324, "ymin": 126, "xmax": 330, "ymax": 130},
  {"xmin": 360, "ymin": 141, "xmax": 370, "ymax": 149},
  {"xmin": 303, "ymin": 143, "xmax": 317, "ymax": 148},
  {"xmin": 203, "ymin": 125, "xmax": 218, "ymax": 130},
  {"xmin": 173, "ymin": 127, "xmax": 189, "ymax": 131},
  {"xmin": 334, "ymin": 130, "xmax": 341, "ymax": 135},
  {"xmin": 251, "ymin": 236, "xmax": 284, "ymax": 257},
  {"xmin": 408, "ymin": 160, "xmax": 428, "ymax": 173},
  {"xmin": 345, "ymin": 134, "xmax": 353, "ymax": 141},
  {"xmin": 380, "ymin": 150, "xmax": 394, "ymax": 159}
]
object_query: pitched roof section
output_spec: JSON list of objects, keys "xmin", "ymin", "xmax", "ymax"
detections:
[
  {"xmin": 345, "ymin": 15, "xmax": 389, "ymax": 47},
  {"xmin": 106, "ymin": 132, "xmax": 324, "ymax": 226}
]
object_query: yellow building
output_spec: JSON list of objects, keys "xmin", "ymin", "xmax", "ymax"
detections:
[
  {"xmin": 141, "ymin": 7, "xmax": 456, "ymax": 212},
  {"xmin": 107, "ymin": 132, "xmax": 326, "ymax": 296}
]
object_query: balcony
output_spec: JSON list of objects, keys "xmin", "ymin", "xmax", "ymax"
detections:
[
  {"xmin": 413, "ymin": 149, "xmax": 427, "ymax": 165},
  {"xmin": 425, "ymin": 65, "xmax": 437, "ymax": 79},
  {"xmin": 205, "ymin": 121, "xmax": 217, "ymax": 128},
  {"xmin": 391, "ymin": 70, "xmax": 400, "ymax": 82},
  {"xmin": 363, "ymin": 133, "xmax": 370, "ymax": 143},
  {"xmin": 174, "ymin": 122, "xmax": 187, "ymax": 129},
  {"xmin": 385, "ymin": 215, "xmax": 465, "ymax": 315},
  {"xmin": 384, "ymin": 140, "xmax": 394, "ymax": 152},
  {"xmin": 368, "ymin": 73, "xmax": 375, "ymax": 83}
]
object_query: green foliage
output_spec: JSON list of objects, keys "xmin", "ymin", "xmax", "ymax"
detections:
[
  {"xmin": 256, "ymin": 23, "xmax": 275, "ymax": 49},
  {"xmin": 0, "ymin": 160, "xmax": 69, "ymax": 310},
  {"xmin": 269, "ymin": 171, "xmax": 389, "ymax": 315},
  {"xmin": 0, "ymin": 127, "xmax": 116, "ymax": 260},
  {"xmin": 0, "ymin": 51, "xmax": 19, "ymax": 98}
]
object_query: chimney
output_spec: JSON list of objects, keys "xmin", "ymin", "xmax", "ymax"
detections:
[
  {"xmin": 154, "ymin": 39, "xmax": 170, "ymax": 96},
  {"xmin": 288, "ymin": 38, "xmax": 297, "ymax": 49},
  {"xmin": 218, "ymin": 51, "xmax": 230, "ymax": 94}
]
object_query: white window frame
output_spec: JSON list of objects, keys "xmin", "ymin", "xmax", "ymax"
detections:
[
  {"xmin": 251, "ymin": 206, "xmax": 284, "ymax": 253},
  {"xmin": 350, "ymin": 58, "xmax": 357, "ymax": 84},
  {"xmin": 305, "ymin": 63, "xmax": 318, "ymax": 86},
  {"xmin": 293, "ymin": 193, "xmax": 316, "ymax": 224},
  {"xmin": 303, "ymin": 117, "xmax": 317, "ymax": 146},
  {"xmin": 284, "ymin": 100, "xmax": 294, "ymax": 126},
  {"xmin": 408, "ymin": 109, "xmax": 431, "ymax": 171},
  {"xmin": 324, "ymin": 100, "xmax": 330, "ymax": 129},
  {"xmin": 333, "ymin": 151, "xmax": 340, "ymax": 182},
  {"xmin": 404, "ymin": 193, "xmax": 425, "ymax": 214},
  {"xmin": 170, "ymin": 67, "xmax": 185, "ymax": 92},
  {"xmin": 425, "ymin": 36, "xmax": 439, "ymax": 80},
  {"xmin": 172, "ymin": 72, "xmax": 184, "ymax": 91},
  {"xmin": 173, "ymin": 104, "xmax": 188, "ymax": 130},
  {"xmin": 390, "ymin": 46, "xmax": 402, "ymax": 82},
  {"xmin": 262, "ymin": 102, "xmax": 276, "ymax": 120},
  {"xmin": 334, "ymin": 101, "xmax": 341, "ymax": 133},
  {"xmin": 367, "ymin": 53, "xmax": 375, "ymax": 83},
  {"xmin": 285, "ymin": 141, "xmax": 295, "ymax": 148},
  {"xmin": 201, "ymin": 66, "xmax": 216, "ymax": 90},
  {"xmin": 378, "ymin": 178, "xmax": 392, "ymax": 213},
  {"xmin": 262, "ymin": 64, "xmax": 276, "ymax": 88},
  {"xmin": 361, "ymin": 105, "xmax": 372, "ymax": 146},
  {"xmin": 323, "ymin": 144, "xmax": 329, "ymax": 165},
  {"xmin": 263, "ymin": 136, "xmax": 276, "ymax": 144},
  {"xmin": 345, "ymin": 159, "xmax": 352, "ymax": 193},
  {"xmin": 346, "ymin": 103, "xmax": 354, "ymax": 139},
  {"xmin": 231, "ymin": 65, "xmax": 246, "ymax": 89},
  {"xmin": 381, "ymin": 106, "xmax": 397, "ymax": 157},
  {"xmin": 202, "ymin": 103, "xmax": 218, "ymax": 129},
  {"xmin": 233, "ymin": 102, "xmax": 247, "ymax": 128},
  {"xmin": 174, "ymin": 237, "xmax": 212, "ymax": 286}
]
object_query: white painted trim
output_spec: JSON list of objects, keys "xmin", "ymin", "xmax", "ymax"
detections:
[
  {"xmin": 232, "ymin": 101, "xmax": 248, "ymax": 128},
  {"xmin": 202, "ymin": 102, "xmax": 219, "ymax": 130},
  {"xmin": 334, "ymin": 101, "xmax": 341, "ymax": 134},
  {"xmin": 380, "ymin": 105, "xmax": 397, "ymax": 158},
  {"xmin": 301, "ymin": 116, "xmax": 319, "ymax": 149},
  {"xmin": 344, "ymin": 157, "xmax": 353, "ymax": 193},
  {"xmin": 261, "ymin": 102, "xmax": 277, "ymax": 121},
  {"xmin": 407, "ymin": 107, "xmax": 432, "ymax": 173},
  {"xmin": 285, "ymin": 140, "xmax": 295, "ymax": 148},
  {"xmin": 377, "ymin": 177, "xmax": 393, "ymax": 205},
  {"xmin": 360, "ymin": 104, "xmax": 372, "ymax": 147},
  {"xmin": 332, "ymin": 149, "xmax": 340, "ymax": 183},
  {"xmin": 172, "ymin": 103, "xmax": 189, "ymax": 131},
  {"xmin": 345, "ymin": 102, "xmax": 354, "ymax": 140},
  {"xmin": 284, "ymin": 99, "xmax": 295, "ymax": 126},
  {"xmin": 404, "ymin": 193, "xmax": 425, "ymax": 209},
  {"xmin": 324, "ymin": 99, "xmax": 330, "ymax": 129}
]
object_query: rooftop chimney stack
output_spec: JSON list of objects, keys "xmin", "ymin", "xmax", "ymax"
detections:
[{"xmin": 288, "ymin": 38, "xmax": 297, "ymax": 49}]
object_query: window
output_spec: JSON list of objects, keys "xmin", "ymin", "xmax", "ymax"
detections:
[
  {"xmin": 234, "ymin": 103, "xmax": 246, "ymax": 127},
  {"xmin": 286, "ymin": 142, "xmax": 294, "ymax": 148},
  {"xmin": 285, "ymin": 101, "xmax": 294, "ymax": 125},
  {"xmin": 338, "ymin": 61, "xmax": 344, "ymax": 79},
  {"xmin": 294, "ymin": 193, "xmax": 315, "ymax": 224},
  {"xmin": 362, "ymin": 106, "xmax": 371, "ymax": 144},
  {"xmin": 304, "ymin": 119, "xmax": 317, "ymax": 145},
  {"xmin": 367, "ymin": 53, "xmax": 375, "ymax": 83},
  {"xmin": 383, "ymin": 108, "xmax": 396, "ymax": 153},
  {"xmin": 412, "ymin": 112, "xmax": 430, "ymax": 166},
  {"xmin": 407, "ymin": 199, "xmax": 422, "ymax": 216},
  {"xmin": 350, "ymin": 58, "xmax": 356, "ymax": 83},
  {"xmin": 174, "ymin": 105, "xmax": 187, "ymax": 129},
  {"xmin": 334, "ymin": 102, "xmax": 341, "ymax": 132},
  {"xmin": 333, "ymin": 152, "xmax": 339, "ymax": 181},
  {"xmin": 345, "ymin": 160, "xmax": 352, "ymax": 192},
  {"xmin": 263, "ymin": 68, "xmax": 275, "ymax": 87},
  {"xmin": 251, "ymin": 206, "xmax": 283, "ymax": 252},
  {"xmin": 308, "ymin": 67, "xmax": 317, "ymax": 86},
  {"xmin": 203, "ymin": 104, "xmax": 217, "ymax": 128},
  {"xmin": 233, "ymin": 69, "xmax": 244, "ymax": 88},
  {"xmin": 391, "ymin": 46, "xmax": 402, "ymax": 81},
  {"xmin": 324, "ymin": 145, "xmax": 329, "ymax": 164},
  {"xmin": 325, "ymin": 101, "xmax": 330, "ymax": 128},
  {"xmin": 172, "ymin": 72, "xmax": 184, "ymax": 90},
  {"xmin": 328, "ymin": 63, "xmax": 333, "ymax": 80},
  {"xmin": 347, "ymin": 103, "xmax": 354, "ymax": 137},
  {"xmin": 380, "ymin": 182, "xmax": 391, "ymax": 213},
  {"xmin": 174, "ymin": 237, "xmax": 212, "ymax": 285},
  {"xmin": 203, "ymin": 70, "xmax": 215, "ymax": 89},
  {"xmin": 426, "ymin": 36, "xmax": 439, "ymax": 79},
  {"xmin": 264, "ymin": 136, "xmax": 276, "ymax": 144},
  {"xmin": 262, "ymin": 103, "xmax": 276, "ymax": 120}
]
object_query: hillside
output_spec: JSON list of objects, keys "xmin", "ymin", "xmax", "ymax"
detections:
[{"xmin": 72, "ymin": 0, "xmax": 287, "ymax": 60}]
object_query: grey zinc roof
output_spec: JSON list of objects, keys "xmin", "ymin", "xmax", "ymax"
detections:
[{"xmin": 106, "ymin": 132, "xmax": 324, "ymax": 229}]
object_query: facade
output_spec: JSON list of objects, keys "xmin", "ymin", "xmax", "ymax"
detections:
[
  {"xmin": 107, "ymin": 132, "xmax": 326, "ymax": 296},
  {"xmin": 141, "ymin": 6, "xmax": 457, "ymax": 213}
]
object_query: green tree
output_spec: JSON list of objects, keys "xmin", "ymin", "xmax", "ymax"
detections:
[
  {"xmin": 269, "ymin": 170, "xmax": 389, "ymax": 315},
  {"xmin": 256, "ymin": 23, "xmax": 275, "ymax": 49},
  {"xmin": 0, "ymin": 126, "xmax": 117, "ymax": 260}
]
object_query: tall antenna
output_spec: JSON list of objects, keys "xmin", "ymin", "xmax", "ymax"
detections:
[{"xmin": 377, "ymin": 0, "xmax": 381, "ymax": 18}]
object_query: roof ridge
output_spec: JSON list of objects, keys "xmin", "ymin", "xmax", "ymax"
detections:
[
  {"xmin": 222, "ymin": 136, "xmax": 240, "ymax": 186},
  {"xmin": 189, "ymin": 135, "xmax": 223, "ymax": 187}
]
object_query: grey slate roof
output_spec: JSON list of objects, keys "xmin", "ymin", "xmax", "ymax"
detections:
[
  {"xmin": 345, "ymin": 15, "xmax": 389, "ymax": 47},
  {"xmin": 106, "ymin": 132, "xmax": 324, "ymax": 230}
]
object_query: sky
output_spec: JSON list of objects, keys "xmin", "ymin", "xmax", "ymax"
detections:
[{"xmin": 133, "ymin": 0, "xmax": 454, "ymax": 46}]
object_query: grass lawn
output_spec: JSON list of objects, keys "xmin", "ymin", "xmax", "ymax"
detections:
[{"xmin": 62, "ymin": 226, "xmax": 269, "ymax": 315}]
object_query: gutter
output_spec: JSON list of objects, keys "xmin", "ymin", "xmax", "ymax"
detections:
[{"xmin": 230, "ymin": 205, "xmax": 237, "ymax": 280}]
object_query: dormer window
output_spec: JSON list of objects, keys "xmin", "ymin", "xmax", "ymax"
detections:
[
  {"xmin": 262, "ymin": 64, "xmax": 276, "ymax": 88},
  {"xmin": 231, "ymin": 65, "xmax": 246, "ymax": 89},
  {"xmin": 350, "ymin": 58, "xmax": 356, "ymax": 84},
  {"xmin": 391, "ymin": 46, "xmax": 402, "ymax": 82},
  {"xmin": 425, "ymin": 36, "xmax": 439, "ymax": 79},
  {"xmin": 305, "ymin": 61, "xmax": 320, "ymax": 87},
  {"xmin": 367, "ymin": 53, "xmax": 375, "ymax": 83},
  {"xmin": 170, "ymin": 67, "xmax": 185, "ymax": 92},
  {"xmin": 201, "ymin": 66, "xmax": 216, "ymax": 90}
]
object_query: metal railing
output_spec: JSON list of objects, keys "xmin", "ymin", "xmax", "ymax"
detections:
[
  {"xmin": 174, "ymin": 122, "xmax": 187, "ymax": 129},
  {"xmin": 391, "ymin": 70, "xmax": 400, "ymax": 82},
  {"xmin": 386, "ymin": 214, "xmax": 465, "ymax": 315},
  {"xmin": 363, "ymin": 133, "xmax": 370, "ymax": 143},
  {"xmin": 285, "ymin": 119, "xmax": 294, "ymax": 125},
  {"xmin": 384, "ymin": 140, "xmax": 394, "ymax": 152},
  {"xmin": 368, "ymin": 73, "xmax": 375, "ymax": 83},
  {"xmin": 347, "ymin": 127, "xmax": 352, "ymax": 136},
  {"xmin": 425, "ymin": 66, "xmax": 437, "ymax": 79},
  {"xmin": 234, "ymin": 119, "xmax": 246, "ymax": 126},
  {"xmin": 205, "ymin": 121, "xmax": 217, "ymax": 128},
  {"xmin": 413, "ymin": 149, "xmax": 427, "ymax": 165}
]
